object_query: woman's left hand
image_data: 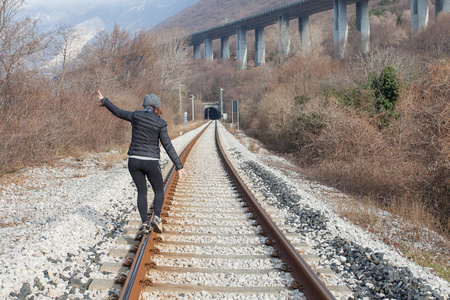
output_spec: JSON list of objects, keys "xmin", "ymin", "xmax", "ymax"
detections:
[
  {"xmin": 97, "ymin": 90, "xmax": 104, "ymax": 101},
  {"xmin": 177, "ymin": 169, "xmax": 187, "ymax": 179}
]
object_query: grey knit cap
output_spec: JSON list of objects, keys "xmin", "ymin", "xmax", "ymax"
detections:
[{"xmin": 142, "ymin": 94, "xmax": 161, "ymax": 108}]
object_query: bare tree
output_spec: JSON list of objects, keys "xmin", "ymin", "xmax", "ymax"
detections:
[
  {"xmin": 0, "ymin": 0, "xmax": 24, "ymax": 34},
  {"xmin": 49, "ymin": 23, "xmax": 85, "ymax": 100},
  {"xmin": 153, "ymin": 28, "xmax": 191, "ymax": 90},
  {"xmin": 120, "ymin": 30, "xmax": 157, "ymax": 85},
  {"xmin": 0, "ymin": 0, "xmax": 43, "ymax": 104},
  {"xmin": 89, "ymin": 23, "xmax": 130, "ymax": 75},
  {"xmin": 348, "ymin": 44, "xmax": 420, "ymax": 84}
]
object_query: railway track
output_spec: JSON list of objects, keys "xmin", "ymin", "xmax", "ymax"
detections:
[{"xmin": 90, "ymin": 121, "xmax": 349, "ymax": 299}]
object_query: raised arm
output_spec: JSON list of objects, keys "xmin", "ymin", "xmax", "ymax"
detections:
[{"xmin": 97, "ymin": 90, "xmax": 133, "ymax": 122}]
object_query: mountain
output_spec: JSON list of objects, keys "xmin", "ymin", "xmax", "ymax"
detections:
[{"xmin": 24, "ymin": 0, "xmax": 200, "ymax": 33}]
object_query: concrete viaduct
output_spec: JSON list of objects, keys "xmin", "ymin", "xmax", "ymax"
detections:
[{"xmin": 188, "ymin": 0, "xmax": 450, "ymax": 69}]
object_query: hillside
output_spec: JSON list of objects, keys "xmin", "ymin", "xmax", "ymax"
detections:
[
  {"xmin": 156, "ymin": 0, "xmax": 297, "ymax": 32},
  {"xmin": 155, "ymin": 0, "xmax": 401, "ymax": 34}
]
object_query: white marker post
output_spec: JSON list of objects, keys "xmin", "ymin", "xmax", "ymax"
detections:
[{"xmin": 237, "ymin": 101, "xmax": 240, "ymax": 130}]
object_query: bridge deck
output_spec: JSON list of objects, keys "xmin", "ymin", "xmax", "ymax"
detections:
[{"xmin": 189, "ymin": 0, "xmax": 359, "ymax": 45}]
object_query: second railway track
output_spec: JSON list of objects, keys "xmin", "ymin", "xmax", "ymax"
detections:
[{"xmin": 98, "ymin": 121, "xmax": 349, "ymax": 299}]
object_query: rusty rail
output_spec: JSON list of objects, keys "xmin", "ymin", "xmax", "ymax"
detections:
[
  {"xmin": 117, "ymin": 120, "xmax": 334, "ymax": 299},
  {"xmin": 214, "ymin": 122, "xmax": 336, "ymax": 300},
  {"xmin": 118, "ymin": 122, "xmax": 211, "ymax": 300}
]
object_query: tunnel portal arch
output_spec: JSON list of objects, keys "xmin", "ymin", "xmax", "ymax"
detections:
[
  {"xmin": 205, "ymin": 107, "xmax": 220, "ymax": 120},
  {"xmin": 203, "ymin": 102, "xmax": 221, "ymax": 120}
]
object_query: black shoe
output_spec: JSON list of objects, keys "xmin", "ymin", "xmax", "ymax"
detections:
[{"xmin": 151, "ymin": 215, "xmax": 163, "ymax": 234}]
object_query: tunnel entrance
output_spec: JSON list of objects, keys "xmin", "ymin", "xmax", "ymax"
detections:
[{"xmin": 204, "ymin": 107, "xmax": 220, "ymax": 120}]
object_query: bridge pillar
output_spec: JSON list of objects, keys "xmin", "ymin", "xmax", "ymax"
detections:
[
  {"xmin": 298, "ymin": 16, "xmax": 310, "ymax": 54},
  {"xmin": 334, "ymin": 0, "xmax": 348, "ymax": 58},
  {"xmin": 193, "ymin": 44, "xmax": 201, "ymax": 59},
  {"xmin": 356, "ymin": 0, "xmax": 370, "ymax": 53},
  {"xmin": 204, "ymin": 35, "xmax": 213, "ymax": 60},
  {"xmin": 221, "ymin": 36, "xmax": 230, "ymax": 59},
  {"xmin": 255, "ymin": 28, "xmax": 265, "ymax": 66},
  {"xmin": 411, "ymin": 0, "xmax": 428, "ymax": 30},
  {"xmin": 278, "ymin": 13, "xmax": 290, "ymax": 54},
  {"xmin": 435, "ymin": 0, "xmax": 450, "ymax": 18},
  {"xmin": 237, "ymin": 27, "xmax": 247, "ymax": 70}
]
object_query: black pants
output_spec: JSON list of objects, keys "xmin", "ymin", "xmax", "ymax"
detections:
[{"xmin": 128, "ymin": 158, "xmax": 164, "ymax": 223}]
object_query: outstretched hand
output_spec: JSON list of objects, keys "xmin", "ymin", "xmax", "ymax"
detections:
[
  {"xmin": 97, "ymin": 90, "xmax": 104, "ymax": 100},
  {"xmin": 177, "ymin": 169, "xmax": 187, "ymax": 179}
]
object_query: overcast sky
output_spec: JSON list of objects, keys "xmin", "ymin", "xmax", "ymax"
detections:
[{"xmin": 25, "ymin": 0, "xmax": 130, "ymax": 7}]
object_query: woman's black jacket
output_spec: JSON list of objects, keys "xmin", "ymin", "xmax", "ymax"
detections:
[{"xmin": 101, "ymin": 98, "xmax": 183, "ymax": 170}]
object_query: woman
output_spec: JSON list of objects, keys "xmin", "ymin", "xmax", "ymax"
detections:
[{"xmin": 97, "ymin": 90, "xmax": 186, "ymax": 234}]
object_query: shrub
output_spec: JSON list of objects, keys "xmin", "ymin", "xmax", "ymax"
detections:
[
  {"xmin": 332, "ymin": 83, "xmax": 377, "ymax": 115},
  {"xmin": 291, "ymin": 112, "xmax": 326, "ymax": 149},
  {"xmin": 379, "ymin": 0, "xmax": 398, "ymax": 5},
  {"xmin": 398, "ymin": 60, "xmax": 450, "ymax": 231},
  {"xmin": 411, "ymin": 14, "xmax": 450, "ymax": 61},
  {"xmin": 302, "ymin": 98, "xmax": 422, "ymax": 200},
  {"xmin": 370, "ymin": 66, "xmax": 400, "ymax": 111},
  {"xmin": 370, "ymin": 7, "xmax": 387, "ymax": 17},
  {"xmin": 329, "ymin": 65, "xmax": 400, "ymax": 128}
]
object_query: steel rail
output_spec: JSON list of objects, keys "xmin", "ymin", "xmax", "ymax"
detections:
[
  {"xmin": 214, "ymin": 121, "xmax": 336, "ymax": 300},
  {"xmin": 118, "ymin": 122, "xmax": 211, "ymax": 300}
]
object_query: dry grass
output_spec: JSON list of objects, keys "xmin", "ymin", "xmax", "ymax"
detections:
[
  {"xmin": 403, "ymin": 249, "xmax": 450, "ymax": 281},
  {"xmin": 168, "ymin": 120, "xmax": 207, "ymax": 139},
  {"xmin": 0, "ymin": 222, "xmax": 21, "ymax": 228},
  {"xmin": 241, "ymin": 132, "xmax": 450, "ymax": 281},
  {"xmin": 284, "ymin": 167, "xmax": 450, "ymax": 281},
  {"xmin": 388, "ymin": 195, "xmax": 440, "ymax": 232},
  {"xmin": 99, "ymin": 146, "xmax": 129, "ymax": 165},
  {"xmin": 334, "ymin": 193, "xmax": 442, "ymax": 240},
  {"xmin": 248, "ymin": 141, "xmax": 261, "ymax": 153},
  {"xmin": 333, "ymin": 194, "xmax": 450, "ymax": 281},
  {"xmin": 224, "ymin": 122, "xmax": 263, "ymax": 153},
  {"xmin": 335, "ymin": 196, "xmax": 380, "ymax": 231},
  {"xmin": 72, "ymin": 173, "xmax": 87, "ymax": 178}
]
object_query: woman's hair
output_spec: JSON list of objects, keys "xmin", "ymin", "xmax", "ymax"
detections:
[{"xmin": 152, "ymin": 105, "xmax": 162, "ymax": 117}]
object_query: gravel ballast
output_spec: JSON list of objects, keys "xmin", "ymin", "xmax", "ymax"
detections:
[
  {"xmin": 142, "ymin": 122, "xmax": 303, "ymax": 299},
  {"xmin": 0, "ymin": 121, "xmax": 448, "ymax": 299},
  {"xmin": 0, "ymin": 123, "xmax": 208, "ymax": 299},
  {"xmin": 217, "ymin": 123, "xmax": 449, "ymax": 300}
]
